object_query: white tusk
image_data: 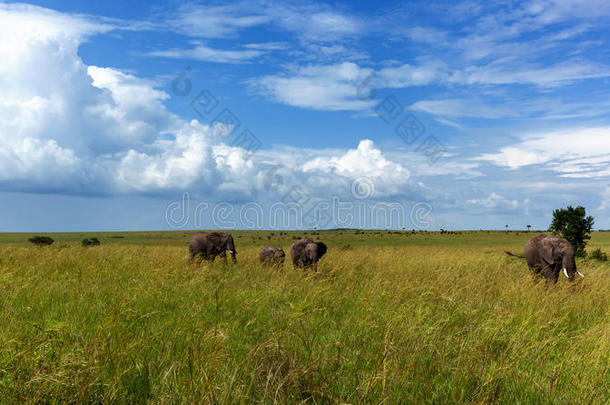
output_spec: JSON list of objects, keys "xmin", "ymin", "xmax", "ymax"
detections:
[
  {"xmin": 577, "ymin": 271, "xmax": 585, "ymax": 278},
  {"xmin": 563, "ymin": 268, "xmax": 569, "ymax": 278}
]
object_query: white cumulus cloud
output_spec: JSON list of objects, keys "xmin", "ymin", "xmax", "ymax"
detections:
[{"xmin": 301, "ymin": 139, "xmax": 411, "ymax": 197}]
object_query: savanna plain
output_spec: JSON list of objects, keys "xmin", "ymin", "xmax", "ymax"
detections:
[{"xmin": 0, "ymin": 230, "xmax": 609, "ymax": 403}]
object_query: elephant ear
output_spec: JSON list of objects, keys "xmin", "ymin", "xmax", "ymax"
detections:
[
  {"xmin": 558, "ymin": 238, "xmax": 574, "ymax": 255},
  {"xmin": 540, "ymin": 238, "xmax": 557, "ymax": 265},
  {"xmin": 204, "ymin": 232, "xmax": 218, "ymax": 246},
  {"xmin": 316, "ymin": 242, "xmax": 327, "ymax": 258},
  {"xmin": 223, "ymin": 233, "xmax": 236, "ymax": 252}
]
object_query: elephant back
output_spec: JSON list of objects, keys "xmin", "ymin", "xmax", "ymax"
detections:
[{"xmin": 189, "ymin": 232, "xmax": 208, "ymax": 253}]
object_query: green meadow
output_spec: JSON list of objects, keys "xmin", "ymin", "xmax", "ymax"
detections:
[{"xmin": 0, "ymin": 230, "xmax": 609, "ymax": 403}]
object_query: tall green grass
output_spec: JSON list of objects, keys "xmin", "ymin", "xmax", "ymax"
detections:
[{"xmin": 0, "ymin": 232, "xmax": 608, "ymax": 403}]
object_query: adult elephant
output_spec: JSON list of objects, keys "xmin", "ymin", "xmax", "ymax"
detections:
[
  {"xmin": 290, "ymin": 238, "xmax": 327, "ymax": 270},
  {"xmin": 505, "ymin": 234, "xmax": 584, "ymax": 283},
  {"xmin": 189, "ymin": 232, "xmax": 237, "ymax": 263},
  {"xmin": 259, "ymin": 246, "xmax": 286, "ymax": 266}
]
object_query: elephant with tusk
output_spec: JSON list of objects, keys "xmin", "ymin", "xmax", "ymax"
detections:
[
  {"xmin": 189, "ymin": 231, "xmax": 237, "ymax": 264},
  {"xmin": 505, "ymin": 234, "xmax": 584, "ymax": 284}
]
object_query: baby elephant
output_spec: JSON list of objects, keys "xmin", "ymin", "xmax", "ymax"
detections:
[
  {"xmin": 290, "ymin": 238, "xmax": 327, "ymax": 270},
  {"xmin": 259, "ymin": 246, "xmax": 286, "ymax": 266}
]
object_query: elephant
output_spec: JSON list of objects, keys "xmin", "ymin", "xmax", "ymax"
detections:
[
  {"xmin": 290, "ymin": 238, "xmax": 327, "ymax": 270},
  {"xmin": 505, "ymin": 234, "xmax": 584, "ymax": 284},
  {"xmin": 259, "ymin": 246, "xmax": 286, "ymax": 266},
  {"xmin": 189, "ymin": 231, "xmax": 237, "ymax": 263}
]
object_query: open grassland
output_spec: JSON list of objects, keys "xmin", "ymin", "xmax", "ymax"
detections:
[{"xmin": 0, "ymin": 231, "xmax": 609, "ymax": 403}]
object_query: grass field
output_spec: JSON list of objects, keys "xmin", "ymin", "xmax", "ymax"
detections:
[{"xmin": 1, "ymin": 230, "xmax": 609, "ymax": 403}]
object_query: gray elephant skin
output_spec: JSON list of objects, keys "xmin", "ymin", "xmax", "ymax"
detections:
[
  {"xmin": 506, "ymin": 234, "xmax": 584, "ymax": 283},
  {"xmin": 259, "ymin": 246, "xmax": 286, "ymax": 266},
  {"xmin": 189, "ymin": 232, "xmax": 237, "ymax": 263},
  {"xmin": 290, "ymin": 238, "xmax": 327, "ymax": 270}
]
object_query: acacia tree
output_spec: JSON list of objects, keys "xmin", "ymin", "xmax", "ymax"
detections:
[{"xmin": 548, "ymin": 206, "xmax": 594, "ymax": 257}]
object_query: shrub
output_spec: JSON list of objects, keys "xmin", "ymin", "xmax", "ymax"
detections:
[
  {"xmin": 82, "ymin": 238, "xmax": 101, "ymax": 247},
  {"xmin": 588, "ymin": 248, "xmax": 608, "ymax": 261},
  {"xmin": 28, "ymin": 236, "xmax": 54, "ymax": 246}
]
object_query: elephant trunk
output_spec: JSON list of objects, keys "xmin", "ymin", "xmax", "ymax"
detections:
[
  {"xmin": 227, "ymin": 240, "xmax": 237, "ymax": 263},
  {"xmin": 562, "ymin": 252, "xmax": 581, "ymax": 280}
]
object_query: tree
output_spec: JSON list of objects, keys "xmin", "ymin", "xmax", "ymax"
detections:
[
  {"xmin": 527, "ymin": 224, "xmax": 531, "ymax": 231},
  {"xmin": 549, "ymin": 206, "xmax": 594, "ymax": 257}
]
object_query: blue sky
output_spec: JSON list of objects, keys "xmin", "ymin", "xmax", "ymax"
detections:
[{"xmin": 1, "ymin": 0, "xmax": 609, "ymax": 231}]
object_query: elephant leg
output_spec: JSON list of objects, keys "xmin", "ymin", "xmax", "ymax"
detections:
[
  {"xmin": 552, "ymin": 271, "xmax": 560, "ymax": 284},
  {"xmin": 219, "ymin": 251, "xmax": 228, "ymax": 263},
  {"xmin": 200, "ymin": 252, "xmax": 210, "ymax": 264},
  {"xmin": 193, "ymin": 253, "xmax": 204, "ymax": 265},
  {"xmin": 528, "ymin": 266, "xmax": 541, "ymax": 283},
  {"xmin": 551, "ymin": 265, "xmax": 560, "ymax": 284},
  {"xmin": 541, "ymin": 264, "xmax": 558, "ymax": 285}
]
